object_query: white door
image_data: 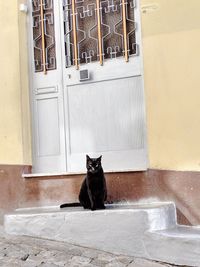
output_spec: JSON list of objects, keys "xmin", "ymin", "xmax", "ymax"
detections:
[
  {"xmin": 28, "ymin": 0, "xmax": 66, "ymax": 173},
  {"xmin": 60, "ymin": 0, "xmax": 148, "ymax": 172},
  {"xmin": 28, "ymin": 0, "xmax": 148, "ymax": 173}
]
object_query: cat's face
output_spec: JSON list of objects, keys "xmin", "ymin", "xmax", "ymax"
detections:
[{"xmin": 86, "ymin": 155, "xmax": 102, "ymax": 173}]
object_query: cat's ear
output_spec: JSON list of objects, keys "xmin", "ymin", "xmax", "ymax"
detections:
[
  {"xmin": 98, "ymin": 155, "xmax": 102, "ymax": 161},
  {"xmin": 86, "ymin": 155, "xmax": 90, "ymax": 160}
]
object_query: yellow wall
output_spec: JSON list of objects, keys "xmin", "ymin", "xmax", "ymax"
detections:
[
  {"xmin": 141, "ymin": 0, "xmax": 200, "ymax": 171},
  {"xmin": 0, "ymin": 0, "xmax": 23, "ymax": 164},
  {"xmin": 18, "ymin": 0, "xmax": 32, "ymax": 165},
  {"xmin": 0, "ymin": 0, "xmax": 31, "ymax": 165},
  {"xmin": 0, "ymin": 0, "xmax": 200, "ymax": 171}
]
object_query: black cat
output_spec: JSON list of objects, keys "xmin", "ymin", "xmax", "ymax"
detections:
[{"xmin": 60, "ymin": 155, "xmax": 107, "ymax": 211}]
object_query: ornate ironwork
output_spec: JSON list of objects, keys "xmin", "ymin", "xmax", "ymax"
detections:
[
  {"xmin": 96, "ymin": 0, "xmax": 103, "ymax": 65},
  {"xmin": 63, "ymin": 0, "xmax": 137, "ymax": 68},
  {"xmin": 32, "ymin": 0, "xmax": 56, "ymax": 73}
]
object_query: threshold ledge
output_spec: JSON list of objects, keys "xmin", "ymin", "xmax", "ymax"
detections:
[
  {"xmin": 23, "ymin": 169, "xmax": 146, "ymax": 178},
  {"xmin": 22, "ymin": 172, "xmax": 85, "ymax": 178}
]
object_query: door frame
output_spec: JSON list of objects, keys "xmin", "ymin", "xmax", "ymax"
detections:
[{"xmin": 26, "ymin": 0, "xmax": 148, "ymax": 174}]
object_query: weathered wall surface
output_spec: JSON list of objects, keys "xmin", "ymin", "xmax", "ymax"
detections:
[
  {"xmin": 141, "ymin": 0, "xmax": 200, "ymax": 171},
  {"xmin": 0, "ymin": 167, "xmax": 199, "ymax": 226},
  {"xmin": 0, "ymin": 0, "xmax": 31, "ymax": 165},
  {"xmin": 0, "ymin": 1, "xmax": 23, "ymax": 164}
]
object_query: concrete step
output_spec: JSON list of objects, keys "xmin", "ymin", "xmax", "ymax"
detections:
[
  {"xmin": 5, "ymin": 202, "xmax": 200, "ymax": 266},
  {"xmin": 144, "ymin": 225, "xmax": 200, "ymax": 266},
  {"xmin": 4, "ymin": 202, "xmax": 176, "ymax": 259}
]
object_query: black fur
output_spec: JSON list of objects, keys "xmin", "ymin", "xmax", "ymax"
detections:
[
  {"xmin": 60, "ymin": 155, "xmax": 107, "ymax": 211},
  {"xmin": 60, "ymin": 203, "xmax": 81, "ymax": 208}
]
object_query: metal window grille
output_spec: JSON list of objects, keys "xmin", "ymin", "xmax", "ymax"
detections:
[
  {"xmin": 32, "ymin": 0, "xmax": 56, "ymax": 74},
  {"xmin": 63, "ymin": 0, "xmax": 137, "ymax": 69}
]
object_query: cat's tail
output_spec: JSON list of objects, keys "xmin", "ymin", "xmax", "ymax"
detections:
[{"xmin": 60, "ymin": 203, "xmax": 81, "ymax": 208}]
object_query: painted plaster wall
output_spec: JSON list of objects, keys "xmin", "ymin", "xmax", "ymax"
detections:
[
  {"xmin": 0, "ymin": 0, "xmax": 200, "ymax": 171},
  {"xmin": 18, "ymin": 0, "xmax": 32, "ymax": 165},
  {"xmin": 141, "ymin": 0, "xmax": 200, "ymax": 171},
  {"xmin": 0, "ymin": 0, "xmax": 32, "ymax": 165},
  {"xmin": 0, "ymin": 0, "xmax": 24, "ymax": 164}
]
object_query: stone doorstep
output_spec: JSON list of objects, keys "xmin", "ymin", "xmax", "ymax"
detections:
[
  {"xmin": 4, "ymin": 202, "xmax": 200, "ymax": 266},
  {"xmin": 145, "ymin": 225, "xmax": 200, "ymax": 267}
]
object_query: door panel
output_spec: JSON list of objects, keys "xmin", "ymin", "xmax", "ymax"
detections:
[
  {"xmin": 28, "ymin": 0, "xmax": 66, "ymax": 173},
  {"xmin": 66, "ymin": 75, "xmax": 147, "ymax": 172},
  {"xmin": 28, "ymin": 0, "xmax": 148, "ymax": 173},
  {"xmin": 36, "ymin": 97, "xmax": 60, "ymax": 157},
  {"xmin": 61, "ymin": 0, "xmax": 148, "ymax": 172},
  {"xmin": 67, "ymin": 76, "xmax": 144, "ymax": 153}
]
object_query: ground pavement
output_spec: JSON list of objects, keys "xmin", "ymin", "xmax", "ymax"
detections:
[{"xmin": 0, "ymin": 225, "xmax": 184, "ymax": 267}]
